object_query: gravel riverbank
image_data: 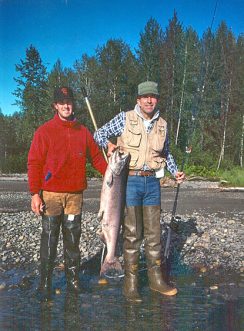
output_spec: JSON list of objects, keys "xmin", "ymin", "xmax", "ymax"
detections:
[
  {"xmin": 0, "ymin": 177, "xmax": 244, "ymax": 289},
  {"xmin": 0, "ymin": 210, "xmax": 103, "ymax": 269},
  {"xmin": 0, "ymin": 207, "xmax": 243, "ymax": 282}
]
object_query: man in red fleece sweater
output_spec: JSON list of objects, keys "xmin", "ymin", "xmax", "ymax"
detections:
[{"xmin": 28, "ymin": 86, "xmax": 107, "ymax": 299}]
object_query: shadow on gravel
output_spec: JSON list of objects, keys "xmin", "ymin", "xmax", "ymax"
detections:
[{"xmin": 160, "ymin": 216, "xmax": 204, "ymax": 280}]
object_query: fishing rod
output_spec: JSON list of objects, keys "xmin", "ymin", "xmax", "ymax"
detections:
[
  {"xmin": 164, "ymin": 146, "xmax": 192, "ymax": 259},
  {"xmin": 81, "ymin": 87, "xmax": 108, "ymax": 163}
]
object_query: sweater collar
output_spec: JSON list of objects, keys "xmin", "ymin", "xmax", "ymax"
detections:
[
  {"xmin": 134, "ymin": 104, "xmax": 160, "ymax": 122},
  {"xmin": 53, "ymin": 113, "xmax": 79, "ymax": 128}
]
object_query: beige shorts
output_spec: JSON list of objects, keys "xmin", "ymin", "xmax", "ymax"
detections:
[{"xmin": 42, "ymin": 191, "xmax": 83, "ymax": 216}]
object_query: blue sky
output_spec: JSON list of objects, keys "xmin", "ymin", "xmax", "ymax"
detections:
[{"xmin": 0, "ymin": 0, "xmax": 243, "ymax": 115}]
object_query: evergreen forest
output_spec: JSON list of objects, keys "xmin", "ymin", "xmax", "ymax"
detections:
[{"xmin": 0, "ymin": 14, "xmax": 244, "ymax": 180}]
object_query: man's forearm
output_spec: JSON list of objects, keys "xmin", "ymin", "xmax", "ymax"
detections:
[
  {"xmin": 166, "ymin": 153, "xmax": 178, "ymax": 176},
  {"xmin": 94, "ymin": 129, "xmax": 109, "ymax": 148}
]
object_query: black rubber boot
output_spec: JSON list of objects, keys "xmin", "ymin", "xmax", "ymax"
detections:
[
  {"xmin": 39, "ymin": 215, "xmax": 61, "ymax": 301},
  {"xmin": 143, "ymin": 206, "xmax": 177, "ymax": 296},
  {"xmin": 62, "ymin": 214, "xmax": 82, "ymax": 293},
  {"xmin": 122, "ymin": 206, "xmax": 143, "ymax": 303}
]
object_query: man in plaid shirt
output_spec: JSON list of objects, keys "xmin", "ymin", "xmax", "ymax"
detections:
[
  {"xmin": 94, "ymin": 81, "xmax": 185, "ymax": 302},
  {"xmin": 94, "ymin": 111, "xmax": 178, "ymax": 175}
]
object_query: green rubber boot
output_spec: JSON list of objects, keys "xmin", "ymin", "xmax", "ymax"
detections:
[
  {"xmin": 143, "ymin": 206, "xmax": 177, "ymax": 296},
  {"xmin": 122, "ymin": 206, "xmax": 143, "ymax": 303}
]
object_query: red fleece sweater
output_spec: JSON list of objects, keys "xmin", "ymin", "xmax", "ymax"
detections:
[{"xmin": 28, "ymin": 114, "xmax": 107, "ymax": 194}]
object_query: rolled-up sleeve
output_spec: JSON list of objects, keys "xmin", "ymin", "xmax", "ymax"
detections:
[
  {"xmin": 163, "ymin": 131, "xmax": 178, "ymax": 176},
  {"xmin": 94, "ymin": 112, "xmax": 126, "ymax": 148}
]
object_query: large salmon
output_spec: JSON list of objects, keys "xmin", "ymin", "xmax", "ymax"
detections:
[{"xmin": 98, "ymin": 148, "xmax": 130, "ymax": 277}]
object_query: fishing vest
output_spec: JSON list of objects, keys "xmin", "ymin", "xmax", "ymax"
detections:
[{"xmin": 117, "ymin": 110, "xmax": 167, "ymax": 170}]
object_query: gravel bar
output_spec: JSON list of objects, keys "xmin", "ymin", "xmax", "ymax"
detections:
[
  {"xmin": 0, "ymin": 176, "xmax": 244, "ymax": 289},
  {"xmin": 1, "ymin": 209, "xmax": 243, "ymax": 276}
]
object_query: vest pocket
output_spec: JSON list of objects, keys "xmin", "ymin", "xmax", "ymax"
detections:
[
  {"xmin": 126, "ymin": 129, "xmax": 142, "ymax": 147},
  {"xmin": 127, "ymin": 148, "xmax": 139, "ymax": 167},
  {"xmin": 158, "ymin": 125, "xmax": 166, "ymax": 137},
  {"xmin": 148, "ymin": 150, "xmax": 166, "ymax": 170},
  {"xmin": 148, "ymin": 159, "xmax": 166, "ymax": 170}
]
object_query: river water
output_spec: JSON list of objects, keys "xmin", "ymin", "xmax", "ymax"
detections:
[{"xmin": 1, "ymin": 253, "xmax": 243, "ymax": 331}]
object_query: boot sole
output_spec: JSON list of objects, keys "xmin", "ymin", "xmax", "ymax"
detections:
[{"xmin": 150, "ymin": 286, "xmax": 178, "ymax": 296}]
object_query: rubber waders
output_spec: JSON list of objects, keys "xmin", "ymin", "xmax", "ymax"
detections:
[
  {"xmin": 123, "ymin": 206, "xmax": 143, "ymax": 302},
  {"xmin": 143, "ymin": 206, "xmax": 177, "ymax": 296},
  {"xmin": 39, "ymin": 215, "xmax": 61, "ymax": 300},
  {"xmin": 62, "ymin": 214, "xmax": 82, "ymax": 293}
]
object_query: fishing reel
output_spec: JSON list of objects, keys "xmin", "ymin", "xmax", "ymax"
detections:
[
  {"xmin": 169, "ymin": 216, "xmax": 203, "ymax": 237},
  {"xmin": 169, "ymin": 216, "xmax": 182, "ymax": 234}
]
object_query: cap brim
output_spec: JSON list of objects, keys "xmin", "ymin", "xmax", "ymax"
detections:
[
  {"xmin": 54, "ymin": 98, "xmax": 74, "ymax": 103},
  {"xmin": 137, "ymin": 93, "xmax": 159, "ymax": 97}
]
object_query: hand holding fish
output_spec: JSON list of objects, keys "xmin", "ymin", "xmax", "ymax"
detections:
[{"xmin": 107, "ymin": 141, "xmax": 117, "ymax": 157}]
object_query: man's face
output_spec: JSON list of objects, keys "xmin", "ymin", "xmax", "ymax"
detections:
[
  {"xmin": 137, "ymin": 95, "xmax": 159, "ymax": 120},
  {"xmin": 54, "ymin": 100, "xmax": 73, "ymax": 120}
]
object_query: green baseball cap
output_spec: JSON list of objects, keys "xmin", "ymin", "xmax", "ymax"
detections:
[{"xmin": 138, "ymin": 81, "xmax": 159, "ymax": 97}]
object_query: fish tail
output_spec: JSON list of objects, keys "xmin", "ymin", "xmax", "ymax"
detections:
[{"xmin": 100, "ymin": 257, "xmax": 124, "ymax": 278}]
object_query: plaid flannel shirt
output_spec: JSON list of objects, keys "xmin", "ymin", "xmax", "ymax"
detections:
[{"xmin": 94, "ymin": 110, "xmax": 178, "ymax": 176}]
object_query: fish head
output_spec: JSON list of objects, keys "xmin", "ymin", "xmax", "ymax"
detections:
[{"xmin": 109, "ymin": 147, "xmax": 130, "ymax": 176}]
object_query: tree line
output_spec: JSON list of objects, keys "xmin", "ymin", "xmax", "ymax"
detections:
[{"xmin": 0, "ymin": 13, "xmax": 244, "ymax": 174}]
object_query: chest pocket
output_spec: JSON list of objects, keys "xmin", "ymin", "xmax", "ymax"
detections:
[
  {"xmin": 157, "ymin": 125, "xmax": 166, "ymax": 138},
  {"xmin": 125, "ymin": 120, "xmax": 142, "ymax": 147},
  {"xmin": 151, "ymin": 124, "xmax": 166, "ymax": 151}
]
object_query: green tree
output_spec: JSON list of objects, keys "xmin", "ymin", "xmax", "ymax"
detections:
[
  {"xmin": 0, "ymin": 111, "xmax": 8, "ymax": 168},
  {"xmin": 137, "ymin": 18, "xmax": 164, "ymax": 82},
  {"xmin": 230, "ymin": 34, "xmax": 244, "ymax": 166},
  {"xmin": 160, "ymin": 11, "xmax": 185, "ymax": 137},
  {"xmin": 4, "ymin": 15, "xmax": 244, "ymax": 173},
  {"xmin": 74, "ymin": 40, "xmax": 138, "ymax": 130},
  {"xmin": 48, "ymin": 59, "xmax": 68, "ymax": 88},
  {"xmin": 192, "ymin": 28, "xmax": 216, "ymax": 158},
  {"xmin": 95, "ymin": 39, "xmax": 138, "ymax": 120},
  {"xmin": 0, "ymin": 111, "xmax": 26, "ymax": 172},
  {"xmin": 73, "ymin": 54, "xmax": 100, "ymax": 129},
  {"xmin": 174, "ymin": 27, "xmax": 202, "ymax": 150},
  {"xmin": 13, "ymin": 45, "xmax": 49, "ymax": 144}
]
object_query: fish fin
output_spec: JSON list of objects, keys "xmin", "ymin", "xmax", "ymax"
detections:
[
  {"xmin": 97, "ymin": 210, "xmax": 104, "ymax": 221},
  {"xmin": 100, "ymin": 257, "xmax": 124, "ymax": 278},
  {"xmin": 106, "ymin": 172, "xmax": 113, "ymax": 188}
]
